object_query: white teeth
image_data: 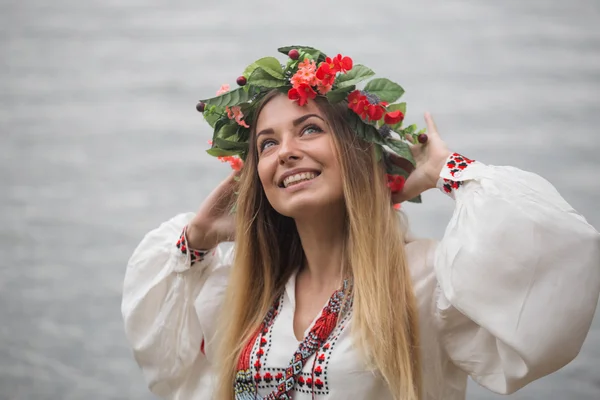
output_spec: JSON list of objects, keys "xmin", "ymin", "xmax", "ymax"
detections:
[{"xmin": 283, "ymin": 172, "xmax": 318, "ymax": 188}]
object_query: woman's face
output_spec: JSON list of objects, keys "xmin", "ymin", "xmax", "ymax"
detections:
[{"xmin": 255, "ymin": 94, "xmax": 345, "ymax": 218}]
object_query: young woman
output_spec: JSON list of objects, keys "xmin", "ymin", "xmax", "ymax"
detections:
[{"xmin": 121, "ymin": 47, "xmax": 600, "ymax": 400}]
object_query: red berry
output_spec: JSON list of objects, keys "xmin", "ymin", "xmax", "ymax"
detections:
[
  {"xmin": 288, "ymin": 49, "xmax": 299, "ymax": 60},
  {"xmin": 196, "ymin": 102, "xmax": 206, "ymax": 112},
  {"xmin": 418, "ymin": 134, "xmax": 428, "ymax": 144},
  {"xmin": 236, "ymin": 76, "xmax": 247, "ymax": 86}
]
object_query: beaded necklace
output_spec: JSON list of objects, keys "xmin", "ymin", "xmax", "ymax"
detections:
[{"xmin": 234, "ymin": 280, "xmax": 352, "ymax": 400}]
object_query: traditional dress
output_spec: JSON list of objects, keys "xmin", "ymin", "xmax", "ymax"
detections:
[{"xmin": 122, "ymin": 153, "xmax": 600, "ymax": 400}]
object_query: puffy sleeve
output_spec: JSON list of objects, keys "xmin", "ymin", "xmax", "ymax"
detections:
[
  {"xmin": 121, "ymin": 212, "xmax": 232, "ymax": 398},
  {"xmin": 432, "ymin": 153, "xmax": 600, "ymax": 394}
]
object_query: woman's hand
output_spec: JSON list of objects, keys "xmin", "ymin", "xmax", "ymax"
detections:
[
  {"xmin": 186, "ymin": 170, "xmax": 240, "ymax": 249},
  {"xmin": 391, "ymin": 112, "xmax": 452, "ymax": 204}
]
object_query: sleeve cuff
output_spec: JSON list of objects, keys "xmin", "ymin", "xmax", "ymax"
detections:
[
  {"xmin": 436, "ymin": 153, "xmax": 481, "ymax": 198},
  {"xmin": 175, "ymin": 225, "xmax": 216, "ymax": 268}
]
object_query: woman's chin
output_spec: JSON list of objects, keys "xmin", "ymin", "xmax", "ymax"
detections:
[{"xmin": 272, "ymin": 194, "xmax": 344, "ymax": 219}]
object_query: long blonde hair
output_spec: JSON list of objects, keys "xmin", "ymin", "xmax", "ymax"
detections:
[{"xmin": 215, "ymin": 91, "xmax": 421, "ymax": 400}]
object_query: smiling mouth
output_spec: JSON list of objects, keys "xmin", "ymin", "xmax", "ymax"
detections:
[{"xmin": 280, "ymin": 172, "xmax": 321, "ymax": 188}]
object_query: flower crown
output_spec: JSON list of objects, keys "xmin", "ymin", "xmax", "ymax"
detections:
[{"xmin": 196, "ymin": 45, "xmax": 426, "ymax": 203}]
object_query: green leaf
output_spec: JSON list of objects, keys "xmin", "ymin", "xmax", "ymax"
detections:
[
  {"xmin": 385, "ymin": 138, "xmax": 415, "ymax": 165},
  {"xmin": 203, "ymin": 111, "xmax": 222, "ymax": 128},
  {"xmin": 236, "ymin": 127, "xmax": 251, "ymax": 143},
  {"xmin": 201, "ymin": 87, "xmax": 254, "ymax": 108},
  {"xmin": 335, "ymin": 65, "xmax": 375, "ymax": 88},
  {"xmin": 363, "ymin": 78, "xmax": 405, "ymax": 103},
  {"xmin": 247, "ymin": 67, "xmax": 287, "ymax": 88},
  {"xmin": 398, "ymin": 124, "xmax": 418, "ymax": 141},
  {"xmin": 346, "ymin": 111, "xmax": 386, "ymax": 146},
  {"xmin": 215, "ymin": 122, "xmax": 239, "ymax": 139},
  {"xmin": 326, "ymin": 85, "xmax": 355, "ymax": 103},
  {"xmin": 213, "ymin": 137, "xmax": 248, "ymax": 152},
  {"xmin": 243, "ymin": 57, "xmax": 284, "ymax": 79},
  {"xmin": 206, "ymin": 147, "xmax": 239, "ymax": 157},
  {"xmin": 277, "ymin": 45, "xmax": 325, "ymax": 62},
  {"xmin": 386, "ymin": 102, "xmax": 406, "ymax": 114},
  {"xmin": 213, "ymin": 118, "xmax": 228, "ymax": 137}
]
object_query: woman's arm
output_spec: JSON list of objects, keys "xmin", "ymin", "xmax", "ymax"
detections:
[
  {"xmin": 122, "ymin": 212, "xmax": 232, "ymax": 398},
  {"xmin": 429, "ymin": 154, "xmax": 600, "ymax": 394},
  {"xmin": 122, "ymin": 171, "xmax": 239, "ymax": 398},
  {"xmin": 396, "ymin": 113, "xmax": 599, "ymax": 393}
]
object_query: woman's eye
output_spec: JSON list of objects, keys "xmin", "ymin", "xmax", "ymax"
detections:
[
  {"xmin": 302, "ymin": 125, "xmax": 323, "ymax": 136},
  {"xmin": 260, "ymin": 140, "xmax": 276, "ymax": 152}
]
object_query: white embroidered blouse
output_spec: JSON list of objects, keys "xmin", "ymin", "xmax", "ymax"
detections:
[{"xmin": 121, "ymin": 154, "xmax": 600, "ymax": 400}]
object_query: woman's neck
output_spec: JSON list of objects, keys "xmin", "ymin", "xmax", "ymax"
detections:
[{"xmin": 294, "ymin": 208, "xmax": 346, "ymax": 291}]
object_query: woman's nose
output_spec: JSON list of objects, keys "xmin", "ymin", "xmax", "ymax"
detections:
[{"xmin": 278, "ymin": 137, "xmax": 302, "ymax": 164}]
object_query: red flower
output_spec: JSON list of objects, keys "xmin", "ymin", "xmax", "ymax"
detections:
[
  {"xmin": 355, "ymin": 100, "xmax": 371, "ymax": 119},
  {"xmin": 331, "ymin": 54, "xmax": 353, "ymax": 73},
  {"xmin": 384, "ymin": 110, "xmax": 404, "ymax": 125},
  {"xmin": 218, "ymin": 155, "xmax": 243, "ymax": 171},
  {"xmin": 348, "ymin": 90, "xmax": 386, "ymax": 121},
  {"xmin": 386, "ymin": 174, "xmax": 405, "ymax": 193},
  {"xmin": 288, "ymin": 84, "xmax": 317, "ymax": 106},
  {"xmin": 316, "ymin": 62, "xmax": 336, "ymax": 86},
  {"xmin": 367, "ymin": 104, "xmax": 385, "ymax": 121},
  {"xmin": 393, "ymin": 203, "xmax": 402, "ymax": 210},
  {"xmin": 348, "ymin": 90, "xmax": 366, "ymax": 113}
]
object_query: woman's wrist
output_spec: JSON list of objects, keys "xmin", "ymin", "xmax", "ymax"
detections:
[
  {"xmin": 426, "ymin": 149, "xmax": 453, "ymax": 189},
  {"xmin": 185, "ymin": 222, "xmax": 219, "ymax": 250}
]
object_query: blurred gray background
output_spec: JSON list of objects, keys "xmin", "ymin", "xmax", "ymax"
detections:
[{"xmin": 1, "ymin": 0, "xmax": 599, "ymax": 399}]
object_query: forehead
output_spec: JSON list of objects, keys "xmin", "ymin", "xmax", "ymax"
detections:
[{"xmin": 255, "ymin": 95, "xmax": 325, "ymax": 132}]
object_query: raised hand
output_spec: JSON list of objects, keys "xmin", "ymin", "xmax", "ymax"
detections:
[
  {"xmin": 186, "ymin": 170, "xmax": 240, "ymax": 249},
  {"xmin": 391, "ymin": 112, "xmax": 452, "ymax": 204}
]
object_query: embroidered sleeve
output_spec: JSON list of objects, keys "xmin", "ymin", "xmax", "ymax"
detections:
[
  {"xmin": 122, "ymin": 213, "xmax": 232, "ymax": 398},
  {"xmin": 429, "ymin": 161, "xmax": 600, "ymax": 394},
  {"xmin": 436, "ymin": 152, "xmax": 477, "ymax": 199},
  {"xmin": 176, "ymin": 225, "xmax": 213, "ymax": 267}
]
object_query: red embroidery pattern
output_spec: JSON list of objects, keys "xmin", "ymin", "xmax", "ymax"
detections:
[
  {"xmin": 294, "ymin": 311, "xmax": 352, "ymax": 396},
  {"xmin": 176, "ymin": 226, "xmax": 211, "ymax": 266},
  {"xmin": 442, "ymin": 153, "xmax": 475, "ymax": 194},
  {"xmin": 235, "ymin": 296, "xmax": 282, "ymax": 398},
  {"xmin": 234, "ymin": 282, "xmax": 352, "ymax": 400}
]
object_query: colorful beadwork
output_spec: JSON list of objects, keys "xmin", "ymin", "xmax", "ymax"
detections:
[{"xmin": 234, "ymin": 280, "xmax": 352, "ymax": 399}]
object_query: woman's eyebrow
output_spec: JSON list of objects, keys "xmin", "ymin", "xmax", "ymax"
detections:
[
  {"xmin": 256, "ymin": 114, "xmax": 325, "ymax": 140},
  {"xmin": 292, "ymin": 114, "xmax": 324, "ymax": 126}
]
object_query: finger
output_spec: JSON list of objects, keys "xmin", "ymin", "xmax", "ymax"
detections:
[{"xmin": 424, "ymin": 112, "xmax": 441, "ymax": 139}]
